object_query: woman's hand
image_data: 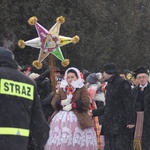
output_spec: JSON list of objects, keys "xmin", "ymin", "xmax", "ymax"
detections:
[
  {"xmin": 61, "ymin": 99, "xmax": 71, "ymax": 106},
  {"xmin": 63, "ymin": 104, "xmax": 72, "ymax": 111}
]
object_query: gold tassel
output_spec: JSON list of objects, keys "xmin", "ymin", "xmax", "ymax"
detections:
[
  {"xmin": 28, "ymin": 16, "xmax": 38, "ymax": 25},
  {"xmin": 61, "ymin": 59, "xmax": 70, "ymax": 67},
  {"xmin": 18, "ymin": 40, "xmax": 25, "ymax": 49},
  {"xmin": 56, "ymin": 16, "xmax": 65, "ymax": 24},
  {"xmin": 32, "ymin": 60, "xmax": 42, "ymax": 69},
  {"xmin": 72, "ymin": 35, "xmax": 80, "ymax": 44},
  {"xmin": 133, "ymin": 139, "xmax": 142, "ymax": 150}
]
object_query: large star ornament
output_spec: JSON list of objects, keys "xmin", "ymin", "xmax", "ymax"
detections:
[{"xmin": 18, "ymin": 16, "xmax": 80, "ymax": 69}]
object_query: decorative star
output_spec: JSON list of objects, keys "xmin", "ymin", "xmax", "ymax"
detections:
[{"xmin": 18, "ymin": 16, "xmax": 80, "ymax": 69}]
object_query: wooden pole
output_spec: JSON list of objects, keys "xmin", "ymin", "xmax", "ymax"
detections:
[{"xmin": 49, "ymin": 53, "xmax": 56, "ymax": 95}]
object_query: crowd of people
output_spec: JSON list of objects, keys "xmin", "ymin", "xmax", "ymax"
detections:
[{"xmin": 0, "ymin": 46, "xmax": 150, "ymax": 150}]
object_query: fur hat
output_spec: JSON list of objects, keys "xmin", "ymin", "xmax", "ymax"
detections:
[
  {"xmin": 0, "ymin": 47, "xmax": 14, "ymax": 60},
  {"xmin": 133, "ymin": 66, "xmax": 149, "ymax": 78},
  {"xmin": 102, "ymin": 62, "xmax": 117, "ymax": 74}
]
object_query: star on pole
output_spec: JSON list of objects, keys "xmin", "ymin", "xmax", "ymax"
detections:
[{"xmin": 18, "ymin": 16, "xmax": 80, "ymax": 69}]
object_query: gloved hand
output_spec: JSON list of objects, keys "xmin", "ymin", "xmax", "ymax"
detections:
[
  {"xmin": 63, "ymin": 104, "xmax": 72, "ymax": 111},
  {"xmin": 61, "ymin": 99, "xmax": 71, "ymax": 106}
]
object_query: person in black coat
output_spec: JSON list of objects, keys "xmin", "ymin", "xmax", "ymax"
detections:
[
  {"xmin": 89, "ymin": 62, "xmax": 135, "ymax": 150},
  {"xmin": 132, "ymin": 66, "xmax": 150, "ymax": 150},
  {"xmin": 34, "ymin": 68, "xmax": 64, "ymax": 121},
  {"xmin": 0, "ymin": 47, "xmax": 49, "ymax": 150}
]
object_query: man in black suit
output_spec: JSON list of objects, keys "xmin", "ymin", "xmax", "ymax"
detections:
[{"xmin": 132, "ymin": 66, "xmax": 150, "ymax": 150}]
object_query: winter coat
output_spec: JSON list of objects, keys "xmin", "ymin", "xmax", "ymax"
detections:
[
  {"xmin": 0, "ymin": 57, "xmax": 49, "ymax": 150},
  {"xmin": 51, "ymin": 86, "xmax": 93, "ymax": 129},
  {"xmin": 93, "ymin": 73, "xmax": 135, "ymax": 135},
  {"xmin": 132, "ymin": 83, "xmax": 150, "ymax": 149},
  {"xmin": 35, "ymin": 77, "xmax": 52, "ymax": 100},
  {"xmin": 41, "ymin": 92, "xmax": 55, "ymax": 121}
]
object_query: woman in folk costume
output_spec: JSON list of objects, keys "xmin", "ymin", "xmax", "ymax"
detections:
[
  {"xmin": 85, "ymin": 72, "xmax": 106, "ymax": 150},
  {"xmin": 44, "ymin": 67, "xmax": 97, "ymax": 150}
]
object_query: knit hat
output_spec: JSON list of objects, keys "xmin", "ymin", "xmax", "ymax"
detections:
[
  {"xmin": 0, "ymin": 47, "xmax": 14, "ymax": 60},
  {"xmin": 86, "ymin": 73, "xmax": 99, "ymax": 84},
  {"xmin": 102, "ymin": 62, "xmax": 117, "ymax": 74},
  {"xmin": 96, "ymin": 72, "xmax": 102, "ymax": 80},
  {"xmin": 133, "ymin": 66, "xmax": 149, "ymax": 78}
]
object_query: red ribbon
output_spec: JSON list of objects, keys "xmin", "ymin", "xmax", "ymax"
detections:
[{"xmin": 65, "ymin": 85, "xmax": 74, "ymax": 95}]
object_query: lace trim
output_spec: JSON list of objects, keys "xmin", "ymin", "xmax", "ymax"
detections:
[
  {"xmin": 47, "ymin": 126, "xmax": 97, "ymax": 147},
  {"xmin": 52, "ymin": 111, "xmax": 77, "ymax": 123},
  {"xmin": 46, "ymin": 111, "xmax": 97, "ymax": 148}
]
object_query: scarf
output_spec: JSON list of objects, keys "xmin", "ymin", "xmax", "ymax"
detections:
[{"xmin": 134, "ymin": 111, "xmax": 144, "ymax": 150}]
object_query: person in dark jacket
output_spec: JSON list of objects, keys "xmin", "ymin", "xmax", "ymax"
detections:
[
  {"xmin": 132, "ymin": 66, "xmax": 150, "ymax": 150},
  {"xmin": 34, "ymin": 69, "xmax": 52, "ymax": 100},
  {"xmin": 0, "ymin": 47, "xmax": 49, "ymax": 150},
  {"xmin": 33, "ymin": 68, "xmax": 64, "ymax": 121},
  {"xmin": 89, "ymin": 62, "xmax": 135, "ymax": 150}
]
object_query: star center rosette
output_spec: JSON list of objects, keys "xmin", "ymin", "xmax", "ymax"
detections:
[
  {"xmin": 43, "ymin": 34, "xmax": 59, "ymax": 52},
  {"xmin": 18, "ymin": 16, "xmax": 80, "ymax": 69}
]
